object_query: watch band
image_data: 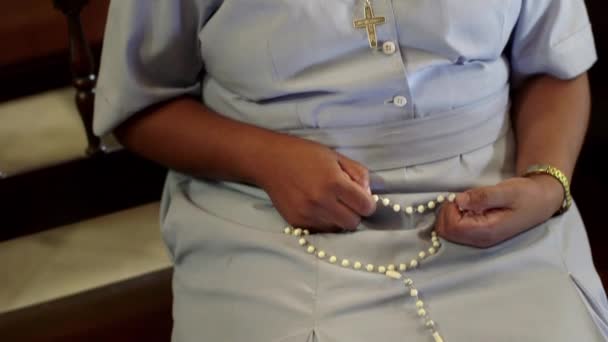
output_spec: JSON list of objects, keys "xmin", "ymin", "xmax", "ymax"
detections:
[{"xmin": 523, "ymin": 164, "xmax": 572, "ymax": 215}]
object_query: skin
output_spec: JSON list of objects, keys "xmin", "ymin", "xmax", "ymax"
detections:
[
  {"xmin": 436, "ymin": 73, "xmax": 591, "ymax": 247},
  {"xmin": 115, "ymin": 98, "xmax": 377, "ymax": 233},
  {"xmin": 115, "ymin": 73, "xmax": 590, "ymax": 246}
]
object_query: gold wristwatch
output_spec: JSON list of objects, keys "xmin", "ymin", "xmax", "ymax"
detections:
[{"xmin": 523, "ymin": 164, "xmax": 572, "ymax": 215}]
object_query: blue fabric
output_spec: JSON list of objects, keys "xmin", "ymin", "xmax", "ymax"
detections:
[
  {"xmin": 94, "ymin": 0, "xmax": 596, "ymax": 137},
  {"xmin": 94, "ymin": 1, "xmax": 605, "ymax": 341}
]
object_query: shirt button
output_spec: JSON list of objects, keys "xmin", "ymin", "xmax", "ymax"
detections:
[
  {"xmin": 393, "ymin": 96, "xmax": 408, "ymax": 107},
  {"xmin": 382, "ymin": 41, "xmax": 397, "ymax": 55}
]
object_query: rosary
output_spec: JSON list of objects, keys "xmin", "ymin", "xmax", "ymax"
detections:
[{"xmin": 282, "ymin": 193, "xmax": 455, "ymax": 342}]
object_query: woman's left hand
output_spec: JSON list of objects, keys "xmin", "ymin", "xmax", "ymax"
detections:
[{"xmin": 436, "ymin": 175, "xmax": 565, "ymax": 248}]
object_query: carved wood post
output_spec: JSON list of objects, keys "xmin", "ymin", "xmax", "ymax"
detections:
[{"xmin": 53, "ymin": 0, "xmax": 100, "ymax": 156}]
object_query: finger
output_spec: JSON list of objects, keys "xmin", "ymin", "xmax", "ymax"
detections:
[
  {"xmin": 459, "ymin": 210, "xmax": 515, "ymax": 248},
  {"xmin": 334, "ymin": 176, "xmax": 377, "ymax": 217},
  {"xmin": 435, "ymin": 203, "xmax": 448, "ymax": 236},
  {"xmin": 436, "ymin": 202, "xmax": 490, "ymax": 246},
  {"xmin": 456, "ymin": 184, "xmax": 517, "ymax": 213},
  {"xmin": 289, "ymin": 210, "xmax": 346, "ymax": 234},
  {"xmin": 435, "ymin": 202, "xmax": 461, "ymax": 238},
  {"xmin": 318, "ymin": 200, "xmax": 362, "ymax": 231},
  {"xmin": 440, "ymin": 204, "xmax": 514, "ymax": 248},
  {"xmin": 337, "ymin": 154, "xmax": 371, "ymax": 192},
  {"xmin": 304, "ymin": 224, "xmax": 344, "ymax": 234}
]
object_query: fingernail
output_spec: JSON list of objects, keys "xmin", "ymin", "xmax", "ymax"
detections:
[{"xmin": 456, "ymin": 192, "xmax": 470, "ymax": 209}]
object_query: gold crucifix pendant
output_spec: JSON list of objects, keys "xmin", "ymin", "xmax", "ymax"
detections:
[{"xmin": 353, "ymin": 0, "xmax": 386, "ymax": 49}]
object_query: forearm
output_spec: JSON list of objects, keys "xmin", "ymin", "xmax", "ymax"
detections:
[
  {"xmin": 114, "ymin": 96, "xmax": 376, "ymax": 231},
  {"xmin": 439, "ymin": 73, "xmax": 592, "ymax": 247},
  {"xmin": 114, "ymin": 96, "xmax": 293, "ymax": 185},
  {"xmin": 512, "ymin": 73, "xmax": 591, "ymax": 179}
]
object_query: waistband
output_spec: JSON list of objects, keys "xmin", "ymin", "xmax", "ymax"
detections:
[{"xmin": 285, "ymin": 86, "xmax": 511, "ymax": 170}]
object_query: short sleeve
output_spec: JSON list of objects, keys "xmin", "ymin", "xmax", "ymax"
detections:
[
  {"xmin": 93, "ymin": 0, "xmax": 219, "ymax": 136},
  {"xmin": 509, "ymin": 0, "xmax": 597, "ymax": 85}
]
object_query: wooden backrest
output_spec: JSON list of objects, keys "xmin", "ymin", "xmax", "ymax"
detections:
[
  {"xmin": 0, "ymin": 0, "xmax": 165, "ymax": 242},
  {"xmin": 53, "ymin": 0, "xmax": 100, "ymax": 155}
]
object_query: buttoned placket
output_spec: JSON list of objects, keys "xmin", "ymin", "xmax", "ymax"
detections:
[{"xmin": 371, "ymin": 0, "xmax": 415, "ymax": 118}]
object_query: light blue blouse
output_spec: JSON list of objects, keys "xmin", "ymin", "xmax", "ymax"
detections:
[
  {"xmin": 94, "ymin": 0, "xmax": 596, "ymax": 169},
  {"xmin": 93, "ymin": 4, "xmax": 607, "ymax": 341}
]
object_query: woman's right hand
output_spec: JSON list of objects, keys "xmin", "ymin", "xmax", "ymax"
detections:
[{"xmin": 252, "ymin": 136, "xmax": 376, "ymax": 233}]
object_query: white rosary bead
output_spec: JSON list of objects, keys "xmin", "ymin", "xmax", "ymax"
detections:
[
  {"xmin": 387, "ymin": 264, "xmax": 396, "ymax": 271},
  {"xmin": 417, "ymin": 205, "xmax": 426, "ymax": 214},
  {"xmin": 378, "ymin": 266, "xmax": 387, "ymax": 273},
  {"xmin": 428, "ymin": 247, "xmax": 437, "ymax": 255},
  {"xmin": 393, "ymin": 204, "xmax": 401, "ymax": 212},
  {"xmin": 418, "ymin": 251, "xmax": 427, "ymax": 260},
  {"xmin": 329, "ymin": 256, "xmax": 338, "ymax": 264},
  {"xmin": 385, "ymin": 270, "xmax": 402, "ymax": 280},
  {"xmin": 425, "ymin": 320, "xmax": 436, "ymax": 329},
  {"xmin": 303, "ymin": 229, "xmax": 310, "ymax": 236},
  {"xmin": 405, "ymin": 206, "xmax": 414, "ymax": 215},
  {"xmin": 410, "ymin": 259, "xmax": 419, "ymax": 268},
  {"xmin": 433, "ymin": 331, "xmax": 445, "ymax": 342},
  {"xmin": 307, "ymin": 246, "xmax": 316, "ymax": 254},
  {"xmin": 433, "ymin": 241, "xmax": 441, "ymax": 248},
  {"xmin": 404, "ymin": 278, "xmax": 414, "ymax": 286},
  {"xmin": 283, "ymin": 227, "xmax": 292, "ymax": 234},
  {"xmin": 372, "ymin": 195, "xmax": 379, "ymax": 202},
  {"xmin": 341, "ymin": 259, "xmax": 351, "ymax": 267},
  {"xmin": 428, "ymin": 201, "xmax": 436, "ymax": 209},
  {"xmin": 418, "ymin": 308, "xmax": 427, "ymax": 317},
  {"xmin": 298, "ymin": 238, "xmax": 307, "ymax": 246},
  {"xmin": 410, "ymin": 288, "xmax": 419, "ymax": 297},
  {"xmin": 437, "ymin": 195, "xmax": 445, "ymax": 203},
  {"xmin": 366, "ymin": 264, "xmax": 375, "ymax": 272},
  {"xmin": 432, "ymin": 231, "xmax": 437, "ymax": 237},
  {"xmin": 317, "ymin": 251, "xmax": 326, "ymax": 259},
  {"xmin": 382, "ymin": 198, "xmax": 391, "ymax": 206},
  {"xmin": 416, "ymin": 300, "xmax": 425, "ymax": 309},
  {"xmin": 448, "ymin": 193, "xmax": 456, "ymax": 202},
  {"xmin": 293, "ymin": 228, "xmax": 303, "ymax": 236},
  {"xmin": 399, "ymin": 263, "xmax": 407, "ymax": 271},
  {"xmin": 354, "ymin": 261, "xmax": 362, "ymax": 270}
]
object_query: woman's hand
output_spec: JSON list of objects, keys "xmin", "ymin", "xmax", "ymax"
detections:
[
  {"xmin": 114, "ymin": 96, "xmax": 374, "ymax": 233},
  {"xmin": 436, "ymin": 175, "xmax": 564, "ymax": 248},
  {"xmin": 253, "ymin": 137, "xmax": 376, "ymax": 233}
]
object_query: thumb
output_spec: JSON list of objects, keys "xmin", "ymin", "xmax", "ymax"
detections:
[
  {"xmin": 337, "ymin": 154, "xmax": 371, "ymax": 193},
  {"xmin": 456, "ymin": 184, "xmax": 516, "ymax": 213}
]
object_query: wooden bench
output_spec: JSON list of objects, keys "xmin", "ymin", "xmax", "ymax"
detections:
[{"xmin": 0, "ymin": 2, "xmax": 172, "ymax": 341}]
